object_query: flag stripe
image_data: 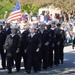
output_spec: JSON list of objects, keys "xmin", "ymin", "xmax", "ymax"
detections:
[
  {"xmin": 8, "ymin": 13, "xmax": 21, "ymax": 20},
  {"xmin": 8, "ymin": 15, "xmax": 21, "ymax": 21},
  {"xmin": 9, "ymin": 10, "xmax": 21, "ymax": 16},
  {"xmin": 7, "ymin": 16, "xmax": 21, "ymax": 21}
]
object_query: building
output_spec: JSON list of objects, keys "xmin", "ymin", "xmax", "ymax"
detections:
[{"xmin": 38, "ymin": 5, "xmax": 61, "ymax": 19}]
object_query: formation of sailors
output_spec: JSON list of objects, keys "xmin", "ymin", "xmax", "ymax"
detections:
[{"xmin": 0, "ymin": 20, "xmax": 66, "ymax": 74}]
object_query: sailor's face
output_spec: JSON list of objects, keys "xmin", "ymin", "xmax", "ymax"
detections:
[
  {"xmin": 40, "ymin": 25, "xmax": 45, "ymax": 30},
  {"xmin": 11, "ymin": 29, "xmax": 16, "ymax": 34},
  {"xmin": 51, "ymin": 23, "xmax": 55, "ymax": 28},
  {"xmin": 5, "ymin": 23, "xmax": 10, "ymax": 28},
  {"xmin": 46, "ymin": 25, "xmax": 51, "ymax": 29},
  {"xmin": 29, "ymin": 28, "xmax": 36, "ymax": 34}
]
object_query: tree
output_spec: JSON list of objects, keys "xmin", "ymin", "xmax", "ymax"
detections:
[
  {"xmin": 21, "ymin": 4, "xmax": 39, "ymax": 15},
  {"xmin": 0, "ymin": 0, "xmax": 75, "ymax": 19},
  {"xmin": 0, "ymin": 0, "xmax": 14, "ymax": 19}
]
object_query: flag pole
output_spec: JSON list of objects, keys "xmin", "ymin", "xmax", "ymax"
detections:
[
  {"xmin": 18, "ymin": 0, "xmax": 22, "ymax": 21},
  {"xmin": 18, "ymin": 0, "xmax": 21, "ymax": 9}
]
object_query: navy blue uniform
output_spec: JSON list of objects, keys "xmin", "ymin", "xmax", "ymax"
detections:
[
  {"xmin": 48, "ymin": 28, "xmax": 57, "ymax": 67},
  {"xmin": 2, "ymin": 28, "xmax": 11, "ymax": 67},
  {"xmin": 26, "ymin": 33, "xmax": 41, "ymax": 73},
  {"xmin": 37, "ymin": 29, "xmax": 50, "ymax": 70},
  {"xmin": 54, "ymin": 27, "xmax": 66, "ymax": 65},
  {"xmin": 58, "ymin": 29, "xmax": 66, "ymax": 63},
  {"xmin": 54, "ymin": 28, "xmax": 62, "ymax": 65},
  {"xmin": 0, "ymin": 31, "xmax": 6, "ymax": 68},
  {"xmin": 19, "ymin": 29, "xmax": 29, "ymax": 70},
  {"xmin": 4, "ymin": 34, "xmax": 20, "ymax": 72},
  {"xmin": 3, "ymin": 28, "xmax": 11, "ymax": 38}
]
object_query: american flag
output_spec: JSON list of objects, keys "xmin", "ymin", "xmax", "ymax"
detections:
[{"xmin": 7, "ymin": 2, "xmax": 21, "ymax": 22}]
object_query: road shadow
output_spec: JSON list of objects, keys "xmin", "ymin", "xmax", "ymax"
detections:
[{"xmin": 0, "ymin": 50, "xmax": 75, "ymax": 75}]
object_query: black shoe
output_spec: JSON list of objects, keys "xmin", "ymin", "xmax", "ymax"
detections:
[
  {"xmin": 59, "ymin": 60, "xmax": 63, "ymax": 64},
  {"xmin": 61, "ymin": 61, "xmax": 63, "ymax": 64},
  {"xmin": 34, "ymin": 70, "xmax": 37, "ymax": 73},
  {"xmin": 37, "ymin": 68, "xmax": 41, "ymax": 71},
  {"xmin": 50, "ymin": 66, "xmax": 53, "ymax": 68},
  {"xmin": 8, "ymin": 71, "xmax": 12, "ymax": 74},
  {"xmin": 26, "ymin": 70, "xmax": 31, "ymax": 74},
  {"xmin": 55, "ymin": 64, "xmax": 58, "ymax": 67},
  {"xmin": 42, "ymin": 67, "xmax": 47, "ymax": 70},
  {"xmin": 16, "ymin": 69, "xmax": 20, "ymax": 72},
  {"xmin": 2, "ymin": 67, "xmax": 6, "ymax": 69}
]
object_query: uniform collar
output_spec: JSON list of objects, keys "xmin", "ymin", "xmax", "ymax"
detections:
[
  {"xmin": 51, "ymin": 28, "xmax": 55, "ymax": 30},
  {"xmin": 10, "ymin": 34, "xmax": 16, "ymax": 37},
  {"xmin": 40, "ymin": 29, "xmax": 46, "ymax": 33},
  {"xmin": 20, "ymin": 29, "xmax": 25, "ymax": 34},
  {"xmin": 30, "ymin": 33, "xmax": 36, "ymax": 38}
]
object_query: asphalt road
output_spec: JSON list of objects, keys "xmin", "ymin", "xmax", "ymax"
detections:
[{"xmin": 0, "ymin": 45, "xmax": 75, "ymax": 75}]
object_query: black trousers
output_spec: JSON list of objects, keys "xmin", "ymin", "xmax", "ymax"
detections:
[
  {"xmin": 54, "ymin": 46, "xmax": 60, "ymax": 65},
  {"xmin": 41, "ymin": 46, "xmax": 49, "ymax": 69},
  {"xmin": 7, "ymin": 53, "xmax": 20, "ymax": 71},
  {"xmin": 36, "ymin": 50, "xmax": 42, "ymax": 71},
  {"xmin": 48, "ymin": 47, "xmax": 54, "ymax": 67},
  {"xmin": 59, "ymin": 45, "xmax": 64, "ymax": 63},
  {"xmin": 0, "ymin": 48, "xmax": 6, "ymax": 68},
  {"xmin": 26, "ymin": 51, "xmax": 38, "ymax": 72},
  {"xmin": 19, "ymin": 51, "xmax": 27, "ymax": 70}
]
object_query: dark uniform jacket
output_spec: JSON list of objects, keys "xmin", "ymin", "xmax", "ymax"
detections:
[
  {"xmin": 4, "ymin": 34, "xmax": 20, "ymax": 56},
  {"xmin": 49, "ymin": 28, "xmax": 57, "ymax": 47},
  {"xmin": 0, "ymin": 31, "xmax": 6, "ymax": 48},
  {"xmin": 55, "ymin": 28, "xmax": 66, "ymax": 46},
  {"xmin": 26, "ymin": 33, "xmax": 41, "ymax": 52},
  {"xmin": 3, "ymin": 28, "xmax": 11, "ymax": 36},
  {"xmin": 19, "ymin": 29, "xmax": 29, "ymax": 52},
  {"xmin": 37, "ymin": 29, "xmax": 50, "ymax": 46}
]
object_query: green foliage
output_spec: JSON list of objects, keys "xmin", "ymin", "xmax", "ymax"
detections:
[
  {"xmin": 21, "ymin": 4, "xmax": 39, "ymax": 15},
  {"xmin": 0, "ymin": 0, "xmax": 15, "ymax": 19},
  {"xmin": 0, "ymin": 0, "xmax": 75, "ymax": 19},
  {"xmin": 0, "ymin": 0, "xmax": 39, "ymax": 19}
]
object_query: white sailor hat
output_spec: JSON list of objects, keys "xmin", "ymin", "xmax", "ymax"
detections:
[
  {"xmin": 10, "ymin": 26, "xmax": 17, "ymax": 29},
  {"xmin": 0, "ymin": 22, "xmax": 3, "ymax": 26},
  {"xmin": 12, "ymin": 20, "xmax": 17, "ymax": 24},
  {"xmin": 38, "ymin": 22, "xmax": 46, "ymax": 26},
  {"xmin": 30, "ymin": 25, "xmax": 36, "ymax": 29},
  {"xmin": 18, "ymin": 22, "xmax": 26, "ymax": 26},
  {"xmin": 46, "ymin": 21, "xmax": 51, "ymax": 25},
  {"xmin": 51, "ymin": 20, "xmax": 56, "ymax": 24}
]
